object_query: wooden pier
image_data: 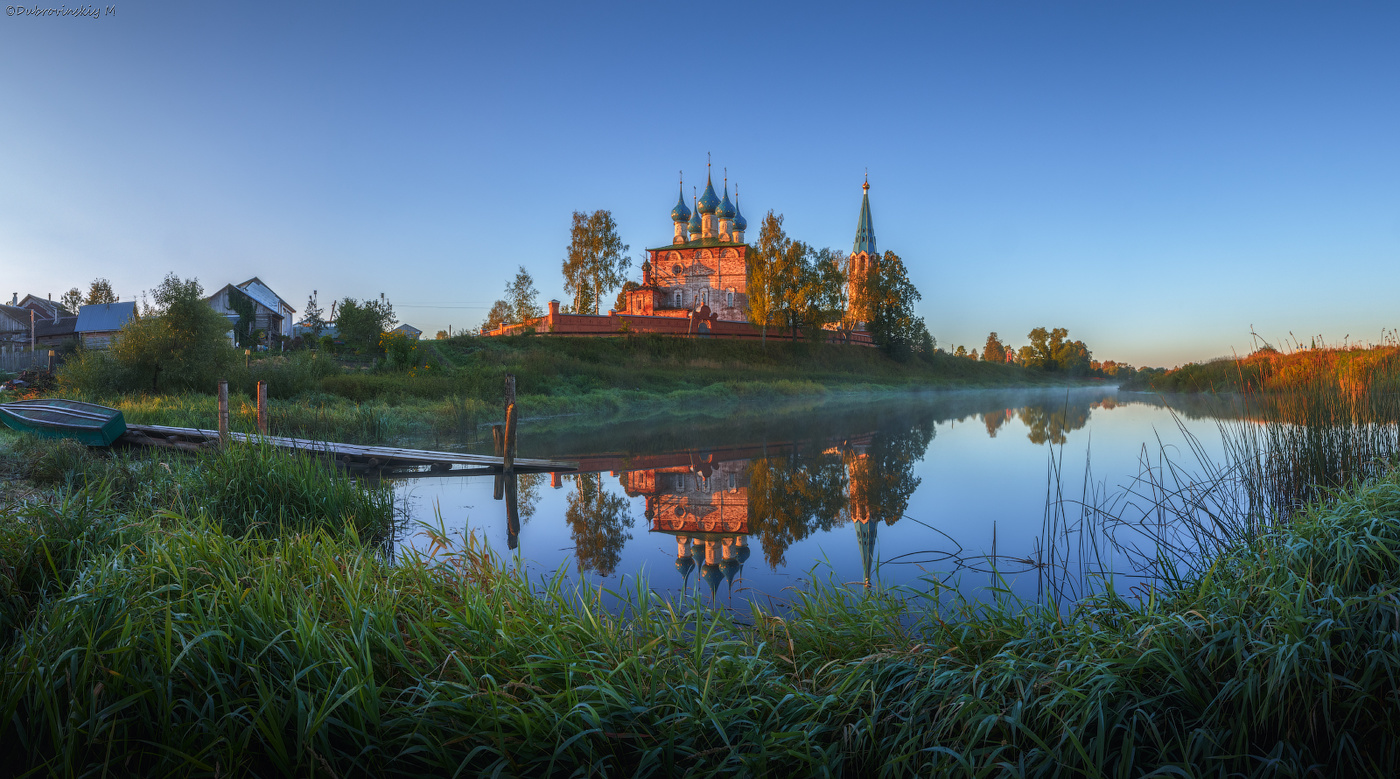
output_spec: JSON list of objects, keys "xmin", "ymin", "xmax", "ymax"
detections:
[{"xmin": 120, "ymin": 423, "xmax": 577, "ymax": 476}]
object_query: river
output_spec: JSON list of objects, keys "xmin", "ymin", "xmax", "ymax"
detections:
[{"xmin": 389, "ymin": 387, "xmax": 1247, "ymax": 607}]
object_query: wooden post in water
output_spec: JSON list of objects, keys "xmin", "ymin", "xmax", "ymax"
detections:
[
  {"xmin": 502, "ymin": 373, "xmax": 517, "ymax": 475},
  {"xmin": 217, "ymin": 380, "xmax": 229, "ymax": 445},
  {"xmin": 256, "ymin": 381, "xmax": 268, "ymax": 435},
  {"xmin": 505, "ymin": 473, "xmax": 520, "ymax": 551},
  {"xmin": 492, "ymin": 423, "xmax": 504, "ymax": 500},
  {"xmin": 503, "ymin": 403, "xmax": 517, "ymax": 474}
]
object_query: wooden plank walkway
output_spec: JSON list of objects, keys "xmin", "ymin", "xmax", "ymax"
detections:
[{"xmin": 120, "ymin": 423, "xmax": 577, "ymax": 474}]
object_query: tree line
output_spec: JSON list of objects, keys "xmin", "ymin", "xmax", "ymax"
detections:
[{"xmin": 952, "ymin": 328, "xmax": 1135, "ymax": 379}]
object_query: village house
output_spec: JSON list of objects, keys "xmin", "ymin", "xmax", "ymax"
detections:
[
  {"xmin": 388, "ymin": 323, "xmax": 422, "ymax": 339},
  {"xmin": 75, "ymin": 301, "xmax": 138, "ymax": 349},
  {"xmin": 205, "ymin": 277, "xmax": 297, "ymax": 345},
  {"xmin": 0, "ymin": 305, "xmax": 32, "ymax": 349}
]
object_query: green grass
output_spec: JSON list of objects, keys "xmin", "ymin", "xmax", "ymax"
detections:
[
  {"xmin": 6, "ymin": 431, "xmax": 1400, "ymax": 773},
  {"xmin": 1123, "ymin": 344, "xmax": 1400, "ymax": 394}
]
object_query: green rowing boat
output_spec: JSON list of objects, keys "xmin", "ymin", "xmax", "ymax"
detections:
[{"xmin": 0, "ymin": 399, "xmax": 127, "ymax": 446}]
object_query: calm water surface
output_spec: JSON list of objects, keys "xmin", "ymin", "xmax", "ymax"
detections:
[{"xmin": 390, "ymin": 387, "xmax": 1243, "ymax": 605}]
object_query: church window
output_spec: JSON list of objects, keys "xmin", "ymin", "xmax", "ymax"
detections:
[
  {"xmin": 726, "ymin": 289, "xmax": 734, "ymax": 308},
  {"xmin": 674, "ymin": 290, "xmax": 683, "ymax": 307},
  {"xmin": 728, "ymin": 472, "xmax": 736, "ymax": 492}
]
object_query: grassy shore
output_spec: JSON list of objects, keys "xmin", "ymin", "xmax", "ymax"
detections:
[
  {"xmin": 4, "ymin": 431, "xmax": 1400, "ymax": 774},
  {"xmin": 1123, "ymin": 344, "xmax": 1400, "ymax": 394},
  {"xmin": 42, "ymin": 335, "xmax": 1073, "ymax": 447}
]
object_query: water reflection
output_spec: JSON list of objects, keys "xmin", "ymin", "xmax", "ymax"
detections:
[{"xmin": 406, "ymin": 387, "xmax": 1255, "ymax": 603}]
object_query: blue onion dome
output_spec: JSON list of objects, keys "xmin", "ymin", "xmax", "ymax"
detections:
[
  {"xmin": 701, "ymin": 563, "xmax": 723, "ymax": 594},
  {"xmin": 716, "ymin": 183, "xmax": 736, "ymax": 219},
  {"xmin": 697, "ymin": 175, "xmax": 721, "ymax": 215},
  {"xmin": 676, "ymin": 554, "xmax": 695, "ymax": 577},
  {"xmin": 687, "ymin": 199, "xmax": 702, "ymax": 233},
  {"xmin": 671, "ymin": 184, "xmax": 691, "ymax": 223},
  {"xmin": 720, "ymin": 557, "xmax": 740, "ymax": 583},
  {"xmin": 733, "ymin": 192, "xmax": 747, "ymax": 232},
  {"xmin": 735, "ymin": 544, "xmax": 751, "ymax": 564}
]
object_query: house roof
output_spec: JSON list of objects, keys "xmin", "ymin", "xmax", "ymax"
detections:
[
  {"xmin": 236, "ymin": 277, "xmax": 295, "ymax": 314},
  {"xmin": 18, "ymin": 295, "xmax": 70, "ymax": 318},
  {"xmin": 390, "ymin": 324, "xmax": 422, "ymax": 335},
  {"xmin": 76, "ymin": 301, "xmax": 138, "ymax": 333},
  {"xmin": 34, "ymin": 316, "xmax": 77, "ymax": 339}
]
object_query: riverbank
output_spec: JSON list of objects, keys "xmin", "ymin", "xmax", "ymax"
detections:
[
  {"xmin": 1123, "ymin": 343, "xmax": 1400, "ymax": 394},
  {"xmin": 2, "ymin": 431, "xmax": 1400, "ymax": 774},
  {"xmin": 51, "ymin": 334, "xmax": 1079, "ymax": 435}
]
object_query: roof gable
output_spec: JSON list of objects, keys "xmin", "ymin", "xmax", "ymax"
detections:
[{"xmin": 236, "ymin": 277, "xmax": 295, "ymax": 314}]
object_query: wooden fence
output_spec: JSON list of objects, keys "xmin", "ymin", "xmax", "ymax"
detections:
[{"xmin": 0, "ymin": 348, "xmax": 51, "ymax": 374}]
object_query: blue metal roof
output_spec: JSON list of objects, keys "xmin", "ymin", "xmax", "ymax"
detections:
[
  {"xmin": 852, "ymin": 181, "xmax": 877, "ymax": 256},
  {"xmin": 687, "ymin": 198, "xmax": 702, "ymax": 233},
  {"xmin": 75, "ymin": 301, "xmax": 137, "ymax": 333},
  {"xmin": 697, "ymin": 174, "xmax": 720, "ymax": 215},
  {"xmin": 716, "ymin": 182, "xmax": 736, "ymax": 219},
  {"xmin": 671, "ymin": 183, "xmax": 692, "ymax": 223}
]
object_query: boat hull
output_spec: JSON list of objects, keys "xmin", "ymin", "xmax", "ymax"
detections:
[{"xmin": 0, "ymin": 399, "xmax": 127, "ymax": 446}]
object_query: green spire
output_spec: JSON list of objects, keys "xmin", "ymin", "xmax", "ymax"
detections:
[{"xmin": 852, "ymin": 175, "xmax": 876, "ymax": 256}]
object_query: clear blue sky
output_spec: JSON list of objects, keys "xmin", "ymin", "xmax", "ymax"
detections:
[{"xmin": 2, "ymin": 1, "xmax": 1397, "ymax": 367}]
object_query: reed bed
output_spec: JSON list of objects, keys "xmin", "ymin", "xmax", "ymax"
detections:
[{"xmin": 6, "ymin": 431, "xmax": 1400, "ymax": 774}]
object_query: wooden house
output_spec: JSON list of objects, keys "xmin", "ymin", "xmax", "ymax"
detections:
[
  {"xmin": 206, "ymin": 277, "xmax": 298, "ymax": 344},
  {"xmin": 75, "ymin": 302, "xmax": 137, "ymax": 349}
]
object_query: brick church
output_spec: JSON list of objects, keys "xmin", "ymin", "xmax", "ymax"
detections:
[
  {"xmin": 620, "ymin": 166, "xmax": 752, "ymax": 323},
  {"xmin": 486, "ymin": 165, "xmax": 880, "ymax": 344}
]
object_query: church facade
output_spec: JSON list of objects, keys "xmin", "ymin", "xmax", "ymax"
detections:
[{"xmin": 620, "ymin": 166, "xmax": 751, "ymax": 323}]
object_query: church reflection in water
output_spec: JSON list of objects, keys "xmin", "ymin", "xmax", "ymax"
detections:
[
  {"xmin": 544, "ymin": 419, "xmax": 931, "ymax": 599},
  {"xmin": 510, "ymin": 392, "xmax": 1129, "ymax": 596},
  {"xmin": 626, "ymin": 456, "xmax": 753, "ymax": 599}
]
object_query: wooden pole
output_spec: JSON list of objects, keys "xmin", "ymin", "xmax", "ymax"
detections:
[
  {"xmin": 256, "ymin": 381, "xmax": 268, "ymax": 435},
  {"xmin": 505, "ymin": 473, "xmax": 520, "ymax": 551},
  {"xmin": 503, "ymin": 402, "xmax": 517, "ymax": 475},
  {"xmin": 47, "ymin": 350, "xmax": 55, "ymax": 372},
  {"xmin": 503, "ymin": 373, "xmax": 515, "ymax": 420},
  {"xmin": 492, "ymin": 423, "xmax": 504, "ymax": 500},
  {"xmin": 217, "ymin": 380, "xmax": 229, "ymax": 446}
]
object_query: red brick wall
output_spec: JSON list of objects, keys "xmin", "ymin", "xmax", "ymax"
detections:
[{"xmin": 485, "ymin": 310, "xmax": 874, "ymax": 345}]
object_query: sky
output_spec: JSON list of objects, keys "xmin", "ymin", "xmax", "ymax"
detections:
[{"xmin": 1, "ymin": 1, "xmax": 1397, "ymax": 367}]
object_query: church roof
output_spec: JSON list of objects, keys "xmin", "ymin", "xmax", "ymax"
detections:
[
  {"xmin": 698, "ymin": 174, "xmax": 721, "ymax": 215},
  {"xmin": 852, "ymin": 179, "xmax": 877, "ymax": 256},
  {"xmin": 647, "ymin": 238, "xmax": 746, "ymax": 252},
  {"xmin": 671, "ymin": 183, "xmax": 691, "ymax": 223},
  {"xmin": 716, "ymin": 182, "xmax": 736, "ymax": 219}
]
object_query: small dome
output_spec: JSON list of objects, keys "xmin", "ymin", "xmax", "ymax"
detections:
[
  {"xmin": 687, "ymin": 202, "xmax": 702, "ymax": 234},
  {"xmin": 697, "ymin": 176, "xmax": 720, "ymax": 215},
  {"xmin": 720, "ymin": 557, "xmax": 740, "ymax": 583},
  {"xmin": 671, "ymin": 185, "xmax": 691, "ymax": 223},
  {"xmin": 701, "ymin": 563, "xmax": 722, "ymax": 594},
  {"xmin": 733, "ymin": 192, "xmax": 747, "ymax": 232},
  {"xmin": 716, "ymin": 183, "xmax": 736, "ymax": 219},
  {"xmin": 676, "ymin": 555, "xmax": 695, "ymax": 577}
]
